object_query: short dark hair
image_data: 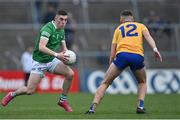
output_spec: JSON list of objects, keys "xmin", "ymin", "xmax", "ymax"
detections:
[
  {"xmin": 120, "ymin": 10, "xmax": 133, "ymax": 16},
  {"xmin": 56, "ymin": 10, "xmax": 68, "ymax": 16}
]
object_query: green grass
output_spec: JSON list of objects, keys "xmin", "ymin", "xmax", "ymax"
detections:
[{"xmin": 0, "ymin": 93, "xmax": 180, "ymax": 119}]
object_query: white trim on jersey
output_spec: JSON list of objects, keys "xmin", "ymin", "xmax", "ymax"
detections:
[
  {"xmin": 41, "ymin": 31, "xmax": 51, "ymax": 38},
  {"xmin": 40, "ymin": 36, "xmax": 49, "ymax": 41},
  {"xmin": 52, "ymin": 21, "xmax": 57, "ymax": 29}
]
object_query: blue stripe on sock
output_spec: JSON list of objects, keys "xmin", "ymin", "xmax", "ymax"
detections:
[
  {"xmin": 139, "ymin": 100, "xmax": 144, "ymax": 108},
  {"xmin": 90, "ymin": 103, "xmax": 96, "ymax": 111}
]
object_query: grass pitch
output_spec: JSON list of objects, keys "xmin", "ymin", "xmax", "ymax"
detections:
[{"xmin": 0, "ymin": 93, "xmax": 180, "ymax": 119}]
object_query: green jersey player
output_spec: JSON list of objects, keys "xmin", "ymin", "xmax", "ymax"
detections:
[{"xmin": 1, "ymin": 10, "xmax": 74, "ymax": 112}]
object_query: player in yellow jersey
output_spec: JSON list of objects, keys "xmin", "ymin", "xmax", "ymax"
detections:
[{"xmin": 86, "ymin": 10, "xmax": 162, "ymax": 114}]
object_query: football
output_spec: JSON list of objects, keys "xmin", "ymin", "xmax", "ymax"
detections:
[{"xmin": 63, "ymin": 50, "xmax": 76, "ymax": 65}]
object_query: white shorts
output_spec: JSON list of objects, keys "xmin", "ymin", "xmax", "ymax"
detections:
[{"xmin": 31, "ymin": 58, "xmax": 62, "ymax": 78}]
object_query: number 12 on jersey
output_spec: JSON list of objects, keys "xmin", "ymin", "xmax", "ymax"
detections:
[{"xmin": 119, "ymin": 24, "xmax": 138, "ymax": 38}]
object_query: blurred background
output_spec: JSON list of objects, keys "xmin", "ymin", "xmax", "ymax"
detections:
[{"xmin": 0, "ymin": 0, "xmax": 180, "ymax": 94}]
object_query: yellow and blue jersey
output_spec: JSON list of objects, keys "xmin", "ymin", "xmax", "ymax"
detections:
[
  {"xmin": 112, "ymin": 22, "xmax": 148, "ymax": 70},
  {"xmin": 112, "ymin": 22, "xmax": 148, "ymax": 56}
]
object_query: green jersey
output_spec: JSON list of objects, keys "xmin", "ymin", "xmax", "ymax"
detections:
[{"xmin": 33, "ymin": 21, "xmax": 65, "ymax": 63}]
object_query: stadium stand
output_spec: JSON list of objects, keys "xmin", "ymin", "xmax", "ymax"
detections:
[
  {"xmin": 0, "ymin": 0, "xmax": 180, "ymax": 70},
  {"xmin": 0, "ymin": 2, "xmax": 32, "ymax": 23}
]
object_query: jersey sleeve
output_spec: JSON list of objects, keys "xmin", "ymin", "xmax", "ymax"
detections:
[
  {"xmin": 141, "ymin": 24, "xmax": 148, "ymax": 32},
  {"xmin": 112, "ymin": 27, "xmax": 119, "ymax": 44},
  {"xmin": 40, "ymin": 26, "xmax": 53, "ymax": 40}
]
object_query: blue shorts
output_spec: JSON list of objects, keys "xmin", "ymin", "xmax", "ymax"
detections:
[{"xmin": 113, "ymin": 52, "xmax": 145, "ymax": 71}]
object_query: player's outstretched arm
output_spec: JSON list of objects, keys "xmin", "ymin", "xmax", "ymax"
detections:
[
  {"xmin": 39, "ymin": 38, "xmax": 58, "ymax": 57},
  {"xmin": 142, "ymin": 30, "xmax": 163, "ymax": 62},
  {"xmin": 39, "ymin": 38, "xmax": 69, "ymax": 62}
]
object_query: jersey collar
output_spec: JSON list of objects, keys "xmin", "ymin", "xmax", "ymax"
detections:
[{"xmin": 52, "ymin": 21, "xmax": 57, "ymax": 29}]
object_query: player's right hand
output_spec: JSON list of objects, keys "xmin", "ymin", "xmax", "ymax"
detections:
[{"xmin": 56, "ymin": 52, "xmax": 70, "ymax": 63}]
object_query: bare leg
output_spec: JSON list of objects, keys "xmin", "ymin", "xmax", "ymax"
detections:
[
  {"xmin": 53, "ymin": 62, "xmax": 74, "ymax": 112},
  {"xmin": 53, "ymin": 62, "xmax": 74, "ymax": 95},
  {"xmin": 1, "ymin": 73, "xmax": 42, "ymax": 106},
  {"xmin": 15, "ymin": 73, "xmax": 42, "ymax": 95},
  {"xmin": 133, "ymin": 67, "xmax": 147, "ymax": 108},
  {"xmin": 92, "ymin": 63, "xmax": 122, "ymax": 111}
]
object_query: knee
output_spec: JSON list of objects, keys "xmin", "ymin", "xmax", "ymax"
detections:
[
  {"xmin": 66, "ymin": 70, "xmax": 74, "ymax": 80},
  {"xmin": 26, "ymin": 87, "xmax": 36, "ymax": 95},
  {"xmin": 138, "ymin": 79, "xmax": 146, "ymax": 84}
]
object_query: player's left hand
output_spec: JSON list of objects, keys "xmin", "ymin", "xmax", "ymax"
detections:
[
  {"xmin": 56, "ymin": 51, "xmax": 70, "ymax": 63},
  {"xmin": 154, "ymin": 50, "xmax": 162, "ymax": 62}
]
